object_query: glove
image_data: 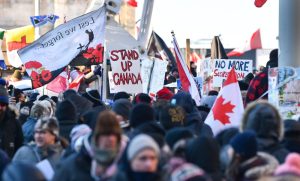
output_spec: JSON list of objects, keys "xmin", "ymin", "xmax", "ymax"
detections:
[{"xmin": 93, "ymin": 65, "xmax": 102, "ymax": 77}]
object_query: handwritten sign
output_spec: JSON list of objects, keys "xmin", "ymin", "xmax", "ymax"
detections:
[
  {"xmin": 213, "ymin": 59, "xmax": 252, "ymax": 87},
  {"xmin": 109, "ymin": 49, "xmax": 143, "ymax": 93}
]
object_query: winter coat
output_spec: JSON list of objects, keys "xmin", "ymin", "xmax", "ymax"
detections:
[
  {"xmin": 185, "ymin": 111, "xmax": 213, "ymax": 137},
  {"xmin": 236, "ymin": 152, "xmax": 279, "ymax": 181},
  {"xmin": 22, "ymin": 117, "xmax": 38, "ymax": 144},
  {"xmin": 241, "ymin": 101, "xmax": 289, "ymax": 163},
  {"xmin": 12, "ymin": 143, "xmax": 64, "ymax": 169},
  {"xmin": 59, "ymin": 119, "xmax": 77, "ymax": 141},
  {"xmin": 0, "ymin": 109, "xmax": 23, "ymax": 158}
]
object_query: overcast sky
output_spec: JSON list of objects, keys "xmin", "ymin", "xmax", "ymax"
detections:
[{"xmin": 136, "ymin": 0, "xmax": 279, "ymax": 49}]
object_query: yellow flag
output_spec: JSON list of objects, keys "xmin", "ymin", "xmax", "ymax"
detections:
[{"xmin": 5, "ymin": 25, "xmax": 34, "ymax": 67}]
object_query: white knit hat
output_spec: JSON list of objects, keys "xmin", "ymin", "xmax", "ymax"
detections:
[{"xmin": 127, "ymin": 134, "xmax": 160, "ymax": 161}]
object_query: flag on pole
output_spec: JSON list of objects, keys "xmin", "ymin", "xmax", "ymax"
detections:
[
  {"xmin": 172, "ymin": 32, "xmax": 201, "ymax": 105},
  {"xmin": 147, "ymin": 31, "xmax": 177, "ymax": 67},
  {"xmin": 211, "ymin": 36, "xmax": 228, "ymax": 59},
  {"xmin": 205, "ymin": 67, "xmax": 244, "ymax": 135},
  {"xmin": 227, "ymin": 29, "xmax": 262, "ymax": 57},
  {"xmin": 6, "ymin": 25, "xmax": 35, "ymax": 68},
  {"xmin": 18, "ymin": 7, "xmax": 106, "ymax": 89}
]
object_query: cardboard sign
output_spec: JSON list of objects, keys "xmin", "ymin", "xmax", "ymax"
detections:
[
  {"xmin": 109, "ymin": 49, "xmax": 143, "ymax": 93},
  {"xmin": 213, "ymin": 59, "xmax": 253, "ymax": 87}
]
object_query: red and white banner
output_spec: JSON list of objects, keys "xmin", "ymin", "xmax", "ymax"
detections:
[
  {"xmin": 205, "ymin": 67, "xmax": 244, "ymax": 135},
  {"xmin": 109, "ymin": 49, "xmax": 143, "ymax": 93},
  {"xmin": 172, "ymin": 33, "xmax": 201, "ymax": 105},
  {"xmin": 227, "ymin": 29, "xmax": 262, "ymax": 57},
  {"xmin": 18, "ymin": 7, "xmax": 106, "ymax": 89}
]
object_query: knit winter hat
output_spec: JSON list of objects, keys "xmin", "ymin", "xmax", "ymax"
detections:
[
  {"xmin": 130, "ymin": 103, "xmax": 155, "ymax": 128},
  {"xmin": 165, "ymin": 128, "xmax": 194, "ymax": 150},
  {"xmin": 275, "ymin": 153, "xmax": 300, "ymax": 176},
  {"xmin": 113, "ymin": 91, "xmax": 130, "ymax": 102},
  {"xmin": 127, "ymin": 134, "xmax": 160, "ymax": 161},
  {"xmin": 70, "ymin": 124, "xmax": 92, "ymax": 148},
  {"xmin": 112, "ymin": 98, "xmax": 133, "ymax": 121},
  {"xmin": 35, "ymin": 117, "xmax": 59, "ymax": 138},
  {"xmin": 156, "ymin": 87, "xmax": 174, "ymax": 101},
  {"xmin": 230, "ymin": 131, "xmax": 257, "ymax": 160},
  {"xmin": 56, "ymin": 99, "xmax": 77, "ymax": 121},
  {"xmin": 93, "ymin": 110, "xmax": 122, "ymax": 143},
  {"xmin": 159, "ymin": 105, "xmax": 186, "ymax": 130},
  {"xmin": 133, "ymin": 93, "xmax": 152, "ymax": 105},
  {"xmin": 0, "ymin": 79, "xmax": 8, "ymax": 104}
]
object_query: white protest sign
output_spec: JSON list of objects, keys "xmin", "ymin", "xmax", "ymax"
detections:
[
  {"xmin": 141, "ymin": 58, "xmax": 168, "ymax": 94},
  {"xmin": 108, "ymin": 71, "xmax": 116, "ymax": 94},
  {"xmin": 213, "ymin": 59, "xmax": 252, "ymax": 87},
  {"xmin": 109, "ymin": 49, "xmax": 143, "ymax": 93}
]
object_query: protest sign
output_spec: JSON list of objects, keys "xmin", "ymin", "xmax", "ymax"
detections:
[
  {"xmin": 213, "ymin": 59, "xmax": 252, "ymax": 87},
  {"xmin": 109, "ymin": 49, "xmax": 143, "ymax": 93},
  {"xmin": 268, "ymin": 67, "xmax": 300, "ymax": 119}
]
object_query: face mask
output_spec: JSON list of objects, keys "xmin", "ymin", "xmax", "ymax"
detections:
[{"xmin": 91, "ymin": 138, "xmax": 119, "ymax": 167}]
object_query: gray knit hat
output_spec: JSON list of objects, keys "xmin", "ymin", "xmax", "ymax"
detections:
[{"xmin": 127, "ymin": 134, "xmax": 160, "ymax": 161}]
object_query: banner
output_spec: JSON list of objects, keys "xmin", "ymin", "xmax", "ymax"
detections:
[
  {"xmin": 141, "ymin": 58, "xmax": 168, "ymax": 94},
  {"xmin": 213, "ymin": 59, "xmax": 252, "ymax": 87},
  {"xmin": 109, "ymin": 49, "xmax": 143, "ymax": 93},
  {"xmin": 18, "ymin": 7, "xmax": 106, "ymax": 89},
  {"xmin": 6, "ymin": 25, "xmax": 35, "ymax": 67}
]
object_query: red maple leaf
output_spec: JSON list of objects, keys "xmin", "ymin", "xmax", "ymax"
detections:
[{"xmin": 212, "ymin": 96, "xmax": 235, "ymax": 125}]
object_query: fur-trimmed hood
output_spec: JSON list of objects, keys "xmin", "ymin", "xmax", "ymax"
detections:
[
  {"xmin": 241, "ymin": 101, "xmax": 283, "ymax": 141},
  {"xmin": 242, "ymin": 152, "xmax": 279, "ymax": 180}
]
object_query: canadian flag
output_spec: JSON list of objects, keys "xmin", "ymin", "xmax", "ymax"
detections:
[
  {"xmin": 205, "ymin": 67, "xmax": 244, "ymax": 135},
  {"xmin": 227, "ymin": 29, "xmax": 262, "ymax": 57},
  {"xmin": 172, "ymin": 33, "xmax": 201, "ymax": 105}
]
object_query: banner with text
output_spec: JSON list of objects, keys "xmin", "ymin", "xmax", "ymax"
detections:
[
  {"xmin": 109, "ymin": 49, "xmax": 143, "ymax": 93},
  {"xmin": 213, "ymin": 59, "xmax": 252, "ymax": 87}
]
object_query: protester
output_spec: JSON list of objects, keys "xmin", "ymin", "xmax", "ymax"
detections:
[
  {"xmin": 112, "ymin": 98, "xmax": 133, "ymax": 134},
  {"xmin": 53, "ymin": 110, "xmax": 125, "ymax": 181},
  {"xmin": 225, "ymin": 131, "xmax": 278, "ymax": 181},
  {"xmin": 129, "ymin": 103, "xmax": 155, "ymax": 129},
  {"xmin": 241, "ymin": 101, "xmax": 289, "ymax": 163},
  {"xmin": 22, "ymin": 101, "xmax": 50, "ymax": 144},
  {"xmin": 113, "ymin": 91, "xmax": 131, "ymax": 102},
  {"xmin": 113, "ymin": 134, "xmax": 162, "ymax": 181},
  {"xmin": 55, "ymin": 99, "xmax": 77, "ymax": 141},
  {"xmin": 282, "ymin": 119, "xmax": 300, "ymax": 153},
  {"xmin": 159, "ymin": 104, "xmax": 186, "ymax": 131},
  {"xmin": 0, "ymin": 79, "xmax": 23, "ymax": 158},
  {"xmin": 13, "ymin": 117, "xmax": 66, "ymax": 169},
  {"xmin": 132, "ymin": 93, "xmax": 152, "ymax": 105}
]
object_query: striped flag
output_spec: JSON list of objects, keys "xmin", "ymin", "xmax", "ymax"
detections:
[
  {"xmin": 172, "ymin": 33, "xmax": 201, "ymax": 105},
  {"xmin": 227, "ymin": 29, "xmax": 262, "ymax": 57}
]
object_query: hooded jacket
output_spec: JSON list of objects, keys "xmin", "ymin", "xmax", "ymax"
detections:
[{"xmin": 241, "ymin": 101, "xmax": 289, "ymax": 163}]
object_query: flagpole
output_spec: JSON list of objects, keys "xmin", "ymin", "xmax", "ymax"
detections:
[{"xmin": 34, "ymin": 0, "xmax": 40, "ymax": 40}]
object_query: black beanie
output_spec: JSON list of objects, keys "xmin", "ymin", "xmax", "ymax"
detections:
[
  {"xmin": 56, "ymin": 99, "xmax": 77, "ymax": 121},
  {"xmin": 112, "ymin": 98, "xmax": 132, "ymax": 121},
  {"xmin": 113, "ymin": 91, "xmax": 130, "ymax": 102},
  {"xmin": 165, "ymin": 127, "xmax": 193, "ymax": 149},
  {"xmin": 130, "ymin": 103, "xmax": 154, "ymax": 128}
]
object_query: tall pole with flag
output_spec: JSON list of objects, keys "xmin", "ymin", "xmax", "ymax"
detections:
[
  {"xmin": 172, "ymin": 31, "xmax": 201, "ymax": 105},
  {"xmin": 205, "ymin": 66, "xmax": 244, "ymax": 135}
]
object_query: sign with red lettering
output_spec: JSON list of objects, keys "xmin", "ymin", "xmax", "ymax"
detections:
[
  {"xmin": 109, "ymin": 49, "xmax": 143, "ymax": 93},
  {"xmin": 213, "ymin": 59, "xmax": 252, "ymax": 87}
]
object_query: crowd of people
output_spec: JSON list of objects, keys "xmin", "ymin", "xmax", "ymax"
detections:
[{"xmin": 0, "ymin": 48, "xmax": 300, "ymax": 181}]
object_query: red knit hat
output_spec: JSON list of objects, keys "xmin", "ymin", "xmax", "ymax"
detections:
[{"xmin": 156, "ymin": 88, "xmax": 174, "ymax": 101}]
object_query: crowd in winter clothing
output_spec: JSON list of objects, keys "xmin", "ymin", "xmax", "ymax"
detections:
[{"xmin": 1, "ymin": 48, "xmax": 300, "ymax": 181}]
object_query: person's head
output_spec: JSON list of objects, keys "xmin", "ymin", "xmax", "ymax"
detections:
[
  {"xmin": 172, "ymin": 92, "xmax": 196, "ymax": 114},
  {"xmin": 241, "ymin": 101, "xmax": 283, "ymax": 141},
  {"xmin": 10, "ymin": 70, "xmax": 22, "ymax": 82},
  {"xmin": 113, "ymin": 91, "xmax": 130, "ymax": 102},
  {"xmin": 55, "ymin": 99, "xmax": 77, "ymax": 121},
  {"xmin": 2, "ymin": 162, "xmax": 45, "ymax": 181},
  {"xmin": 112, "ymin": 98, "xmax": 132, "ymax": 127},
  {"xmin": 92, "ymin": 110, "xmax": 122, "ymax": 166},
  {"xmin": 159, "ymin": 104, "xmax": 186, "ymax": 131},
  {"xmin": 30, "ymin": 101, "xmax": 50, "ymax": 119},
  {"xmin": 127, "ymin": 134, "xmax": 160, "ymax": 172},
  {"xmin": 93, "ymin": 110, "xmax": 122, "ymax": 150},
  {"xmin": 0, "ymin": 82, "xmax": 9, "ymax": 115},
  {"xmin": 156, "ymin": 87, "xmax": 174, "ymax": 101},
  {"xmin": 34, "ymin": 117, "xmax": 59, "ymax": 147},
  {"xmin": 171, "ymin": 68, "xmax": 179, "ymax": 78},
  {"xmin": 266, "ymin": 49, "xmax": 278, "ymax": 68},
  {"xmin": 130, "ymin": 103, "xmax": 155, "ymax": 129},
  {"xmin": 133, "ymin": 93, "xmax": 152, "ymax": 105}
]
